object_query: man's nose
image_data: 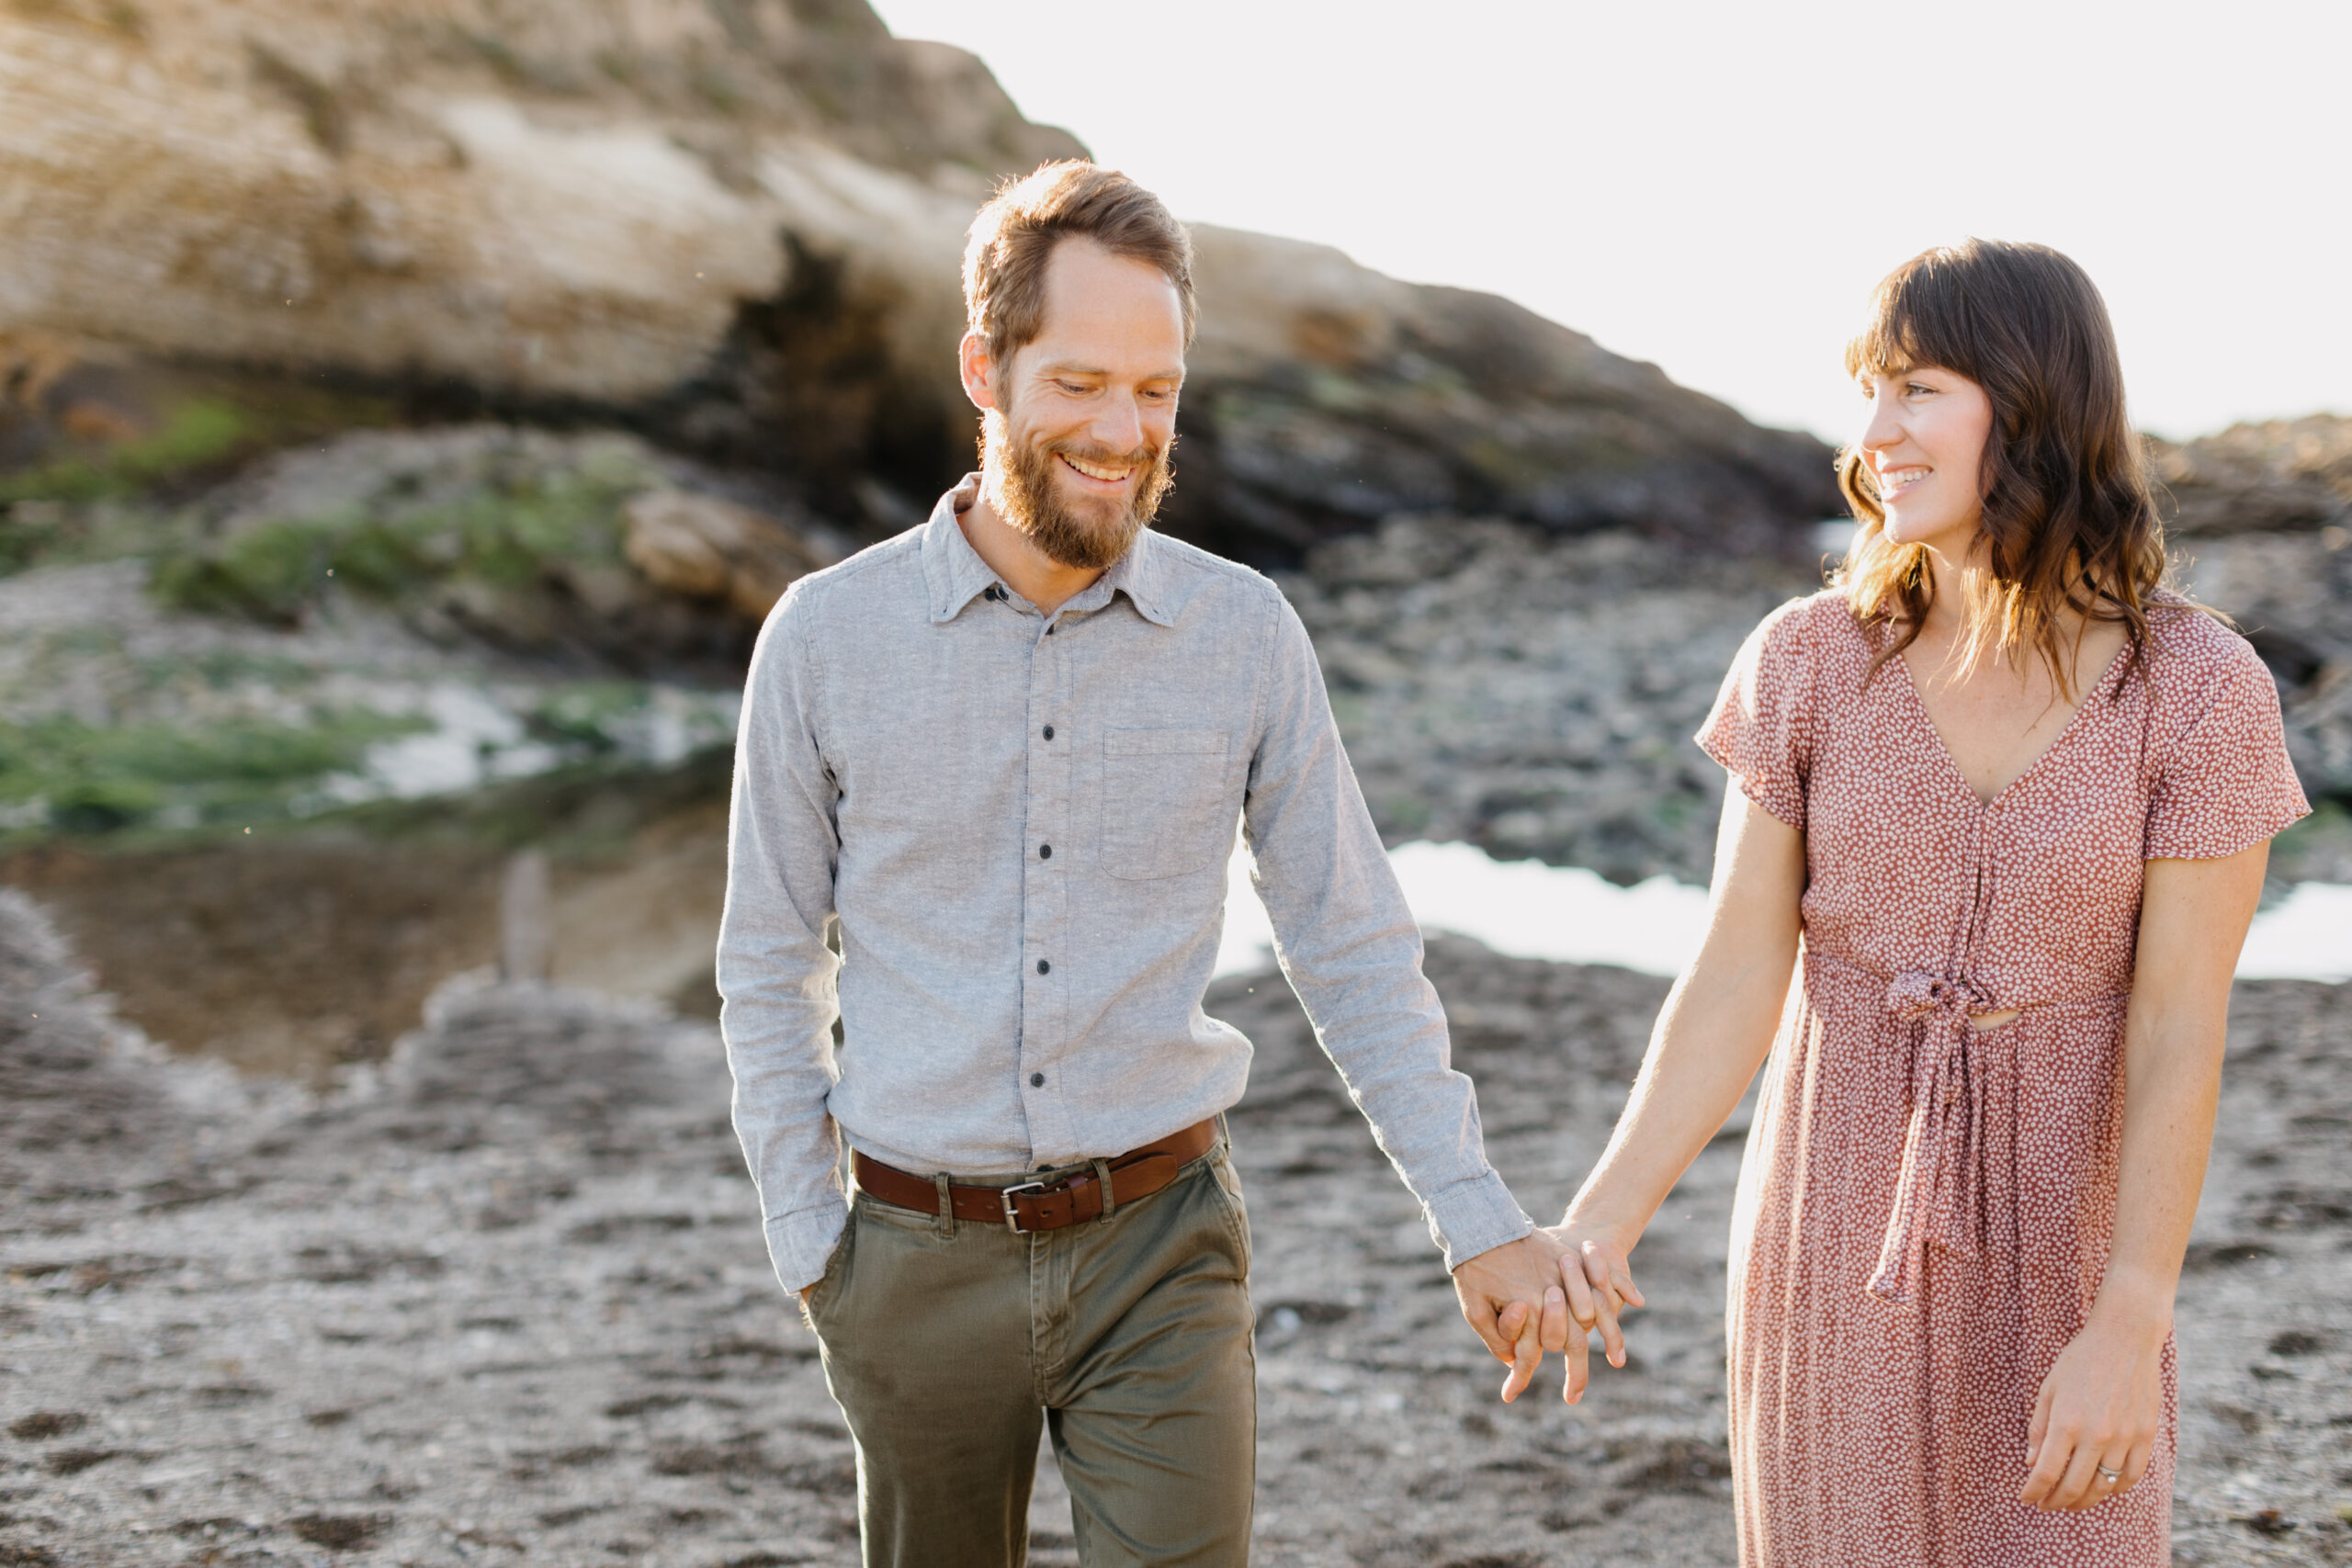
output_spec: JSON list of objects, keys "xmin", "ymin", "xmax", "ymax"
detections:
[{"xmin": 1089, "ymin": 394, "xmax": 1148, "ymax": 455}]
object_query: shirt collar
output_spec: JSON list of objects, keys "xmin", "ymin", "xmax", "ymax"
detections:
[
  {"xmin": 919, "ymin": 472, "xmax": 1177, "ymax": 627},
  {"xmin": 920, "ymin": 475, "xmax": 999, "ymax": 624}
]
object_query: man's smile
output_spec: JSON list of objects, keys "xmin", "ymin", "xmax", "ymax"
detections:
[{"xmin": 1057, "ymin": 452, "xmax": 1135, "ymax": 487}]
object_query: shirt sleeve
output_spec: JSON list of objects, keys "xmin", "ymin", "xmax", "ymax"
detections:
[
  {"xmin": 716, "ymin": 584, "xmax": 851, "ymax": 1295},
  {"xmin": 2143, "ymin": 635, "xmax": 2311, "ymax": 861},
  {"xmin": 1241, "ymin": 592, "xmax": 1533, "ymax": 1270},
  {"xmin": 1694, "ymin": 599, "xmax": 1815, "ymax": 830}
]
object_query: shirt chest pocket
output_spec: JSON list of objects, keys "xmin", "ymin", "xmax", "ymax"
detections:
[{"xmin": 1099, "ymin": 728, "xmax": 1235, "ymax": 881}]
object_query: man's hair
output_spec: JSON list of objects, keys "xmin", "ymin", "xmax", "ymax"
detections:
[
  {"xmin": 1834, "ymin": 238, "xmax": 2171, "ymax": 697},
  {"xmin": 962, "ymin": 161, "xmax": 1196, "ymax": 377}
]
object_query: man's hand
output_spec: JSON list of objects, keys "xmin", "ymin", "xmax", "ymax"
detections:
[{"xmin": 1452, "ymin": 1232, "xmax": 1575, "ymax": 1404}]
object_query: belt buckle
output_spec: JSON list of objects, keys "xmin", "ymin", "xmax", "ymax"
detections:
[{"xmin": 998, "ymin": 1179, "xmax": 1055, "ymax": 1234}]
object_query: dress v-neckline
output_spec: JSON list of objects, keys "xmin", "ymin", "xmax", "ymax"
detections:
[{"xmin": 1894, "ymin": 638, "xmax": 2132, "ymax": 812}]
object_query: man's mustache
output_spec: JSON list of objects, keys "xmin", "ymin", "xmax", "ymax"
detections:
[{"xmin": 1042, "ymin": 435, "xmax": 1165, "ymax": 472}]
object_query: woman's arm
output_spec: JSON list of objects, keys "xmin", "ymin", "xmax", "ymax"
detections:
[
  {"xmin": 1538, "ymin": 789, "xmax": 1805, "ymax": 1403},
  {"xmin": 2019, "ymin": 842, "xmax": 2267, "ymax": 1510}
]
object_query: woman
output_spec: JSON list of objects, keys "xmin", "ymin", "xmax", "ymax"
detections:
[{"xmin": 1536, "ymin": 241, "xmax": 2308, "ymax": 1564}]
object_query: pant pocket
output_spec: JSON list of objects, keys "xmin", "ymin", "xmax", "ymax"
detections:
[
  {"xmin": 804, "ymin": 1210, "xmax": 860, "ymax": 1331},
  {"xmin": 1203, "ymin": 1152, "xmax": 1251, "ymax": 1265}
]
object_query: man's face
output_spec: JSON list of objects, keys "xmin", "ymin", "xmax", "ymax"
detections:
[{"xmin": 978, "ymin": 238, "xmax": 1186, "ymax": 570}]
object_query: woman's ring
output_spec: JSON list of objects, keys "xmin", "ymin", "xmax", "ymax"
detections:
[{"xmin": 2096, "ymin": 1464, "xmax": 2122, "ymax": 1484}]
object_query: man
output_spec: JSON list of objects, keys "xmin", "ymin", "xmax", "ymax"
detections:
[{"xmin": 718, "ymin": 161, "xmax": 1577, "ymax": 1568}]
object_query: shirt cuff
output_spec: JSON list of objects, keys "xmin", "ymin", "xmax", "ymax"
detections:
[
  {"xmin": 764, "ymin": 1201, "xmax": 850, "ymax": 1296},
  {"xmin": 1420, "ymin": 1168, "xmax": 1535, "ymax": 1271}
]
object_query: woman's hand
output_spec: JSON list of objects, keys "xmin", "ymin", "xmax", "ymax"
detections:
[
  {"xmin": 1537, "ymin": 1219, "xmax": 1645, "ymax": 1404},
  {"xmin": 2018, "ymin": 1305, "xmax": 2166, "ymax": 1510}
]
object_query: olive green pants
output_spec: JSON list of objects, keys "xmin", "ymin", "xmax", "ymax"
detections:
[{"xmin": 805, "ymin": 1139, "xmax": 1257, "ymax": 1568}]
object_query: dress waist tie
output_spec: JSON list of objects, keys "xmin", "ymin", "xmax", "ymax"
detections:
[{"xmin": 1867, "ymin": 968, "xmax": 1998, "ymax": 1310}]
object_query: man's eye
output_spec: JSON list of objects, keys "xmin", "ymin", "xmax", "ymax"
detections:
[{"xmin": 1057, "ymin": 380, "xmax": 1091, "ymax": 395}]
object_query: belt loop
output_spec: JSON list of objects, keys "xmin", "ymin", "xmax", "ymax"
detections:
[
  {"xmin": 1092, "ymin": 1158, "xmax": 1115, "ymax": 1225},
  {"xmin": 932, "ymin": 1171, "xmax": 954, "ymax": 1238}
]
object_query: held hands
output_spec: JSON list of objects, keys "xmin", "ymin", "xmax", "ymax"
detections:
[
  {"xmin": 2018, "ymin": 1303, "xmax": 2167, "ymax": 1511},
  {"xmin": 1451, "ymin": 1221, "xmax": 1645, "ymax": 1405},
  {"xmin": 1537, "ymin": 1220, "xmax": 1645, "ymax": 1404},
  {"xmin": 1452, "ymin": 1231, "xmax": 1571, "ymax": 1403}
]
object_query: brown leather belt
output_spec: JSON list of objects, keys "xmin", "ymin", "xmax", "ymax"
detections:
[{"xmin": 852, "ymin": 1118, "xmax": 1217, "ymax": 1234}]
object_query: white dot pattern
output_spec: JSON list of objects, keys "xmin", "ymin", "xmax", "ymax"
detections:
[{"xmin": 1696, "ymin": 588, "xmax": 2309, "ymax": 1567}]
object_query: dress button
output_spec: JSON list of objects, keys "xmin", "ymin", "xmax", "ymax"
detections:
[
  {"xmin": 1039, "ymin": 843, "xmax": 1052, "ymax": 860},
  {"xmin": 1030, "ymin": 1072, "xmax": 1046, "ymax": 1088},
  {"xmin": 1036, "ymin": 959, "xmax": 1050, "ymax": 975},
  {"xmin": 1042, "ymin": 725, "xmax": 1054, "ymax": 740}
]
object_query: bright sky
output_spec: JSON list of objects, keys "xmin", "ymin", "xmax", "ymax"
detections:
[{"xmin": 871, "ymin": 0, "xmax": 2351, "ymax": 445}]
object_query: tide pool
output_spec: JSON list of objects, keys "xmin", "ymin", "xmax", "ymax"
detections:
[{"xmin": 1216, "ymin": 840, "xmax": 2352, "ymax": 985}]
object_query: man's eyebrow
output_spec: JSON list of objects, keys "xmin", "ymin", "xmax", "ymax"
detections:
[{"xmin": 1034, "ymin": 359, "xmax": 1184, "ymax": 382}]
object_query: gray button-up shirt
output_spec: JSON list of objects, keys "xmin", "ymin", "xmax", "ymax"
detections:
[{"xmin": 718, "ymin": 477, "xmax": 1532, "ymax": 1292}]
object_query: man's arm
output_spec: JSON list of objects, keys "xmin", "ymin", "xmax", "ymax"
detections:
[
  {"xmin": 717, "ymin": 588, "xmax": 849, "ymax": 1298},
  {"xmin": 1240, "ymin": 594, "xmax": 1566, "ymax": 1399}
]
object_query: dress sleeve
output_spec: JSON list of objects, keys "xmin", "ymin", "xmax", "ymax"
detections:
[
  {"xmin": 1695, "ymin": 599, "xmax": 1815, "ymax": 831},
  {"xmin": 2143, "ymin": 636, "xmax": 2311, "ymax": 861}
]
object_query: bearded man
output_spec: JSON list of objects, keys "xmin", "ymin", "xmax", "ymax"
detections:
[{"xmin": 718, "ymin": 162, "xmax": 1577, "ymax": 1568}]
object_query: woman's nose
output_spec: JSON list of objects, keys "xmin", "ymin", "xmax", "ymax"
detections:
[{"xmin": 1857, "ymin": 393, "xmax": 1903, "ymax": 457}]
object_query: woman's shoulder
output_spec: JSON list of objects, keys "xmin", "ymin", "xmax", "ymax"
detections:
[
  {"xmin": 2135, "ymin": 589, "xmax": 2289, "ymax": 749},
  {"xmin": 1737, "ymin": 587, "xmax": 1874, "ymax": 671},
  {"xmin": 2141, "ymin": 588, "xmax": 2273, "ymax": 690}
]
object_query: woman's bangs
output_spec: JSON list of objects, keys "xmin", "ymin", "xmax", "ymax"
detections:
[{"xmin": 1843, "ymin": 261, "xmax": 1971, "ymax": 382}]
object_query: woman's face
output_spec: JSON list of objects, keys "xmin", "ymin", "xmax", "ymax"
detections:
[{"xmin": 1854, "ymin": 365, "xmax": 1996, "ymax": 556}]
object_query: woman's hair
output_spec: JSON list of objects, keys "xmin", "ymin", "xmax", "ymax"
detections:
[{"xmin": 1833, "ymin": 239, "xmax": 2170, "ymax": 696}]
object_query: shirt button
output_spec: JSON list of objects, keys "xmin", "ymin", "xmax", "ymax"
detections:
[
  {"xmin": 1030, "ymin": 1072, "xmax": 1046, "ymax": 1088},
  {"xmin": 1042, "ymin": 725, "xmax": 1054, "ymax": 740},
  {"xmin": 1036, "ymin": 959, "xmax": 1050, "ymax": 976},
  {"xmin": 1039, "ymin": 843, "xmax": 1052, "ymax": 860}
]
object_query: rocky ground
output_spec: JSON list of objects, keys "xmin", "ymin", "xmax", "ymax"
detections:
[
  {"xmin": 1286, "ymin": 502, "xmax": 2352, "ymax": 887},
  {"xmin": 4, "ymin": 896, "xmax": 2345, "ymax": 1568}
]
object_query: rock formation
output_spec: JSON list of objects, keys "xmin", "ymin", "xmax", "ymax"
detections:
[
  {"xmin": 2152, "ymin": 415, "xmax": 2352, "ymax": 538},
  {"xmin": 0, "ymin": 0, "xmax": 1843, "ymax": 562},
  {"xmin": 2159, "ymin": 416, "xmax": 2352, "ymax": 809}
]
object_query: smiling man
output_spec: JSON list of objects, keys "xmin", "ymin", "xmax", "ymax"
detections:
[{"xmin": 718, "ymin": 162, "xmax": 1569, "ymax": 1568}]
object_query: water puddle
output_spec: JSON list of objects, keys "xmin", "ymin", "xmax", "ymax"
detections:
[{"xmin": 1216, "ymin": 840, "xmax": 2352, "ymax": 984}]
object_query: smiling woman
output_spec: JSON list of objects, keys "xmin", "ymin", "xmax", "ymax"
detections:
[
  {"xmin": 1537, "ymin": 240, "xmax": 2310, "ymax": 1568},
  {"xmin": 1838, "ymin": 240, "xmax": 2170, "ymax": 699}
]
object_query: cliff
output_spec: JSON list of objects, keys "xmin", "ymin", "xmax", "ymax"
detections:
[{"xmin": 0, "ymin": 0, "xmax": 1841, "ymax": 560}]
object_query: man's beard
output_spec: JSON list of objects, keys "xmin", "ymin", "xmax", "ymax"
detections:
[{"xmin": 981, "ymin": 408, "xmax": 1174, "ymax": 572}]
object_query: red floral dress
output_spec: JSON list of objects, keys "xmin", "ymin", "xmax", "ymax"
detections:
[{"xmin": 1697, "ymin": 589, "xmax": 2308, "ymax": 1567}]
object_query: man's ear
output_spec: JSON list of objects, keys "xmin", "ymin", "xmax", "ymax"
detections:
[{"xmin": 958, "ymin": 331, "xmax": 999, "ymax": 412}]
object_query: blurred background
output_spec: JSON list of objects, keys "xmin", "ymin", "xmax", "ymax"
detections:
[{"xmin": 1, "ymin": 3, "xmax": 2345, "ymax": 1565}]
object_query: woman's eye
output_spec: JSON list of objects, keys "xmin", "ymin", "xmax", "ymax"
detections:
[{"xmin": 1907, "ymin": 383, "xmax": 1936, "ymax": 397}]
